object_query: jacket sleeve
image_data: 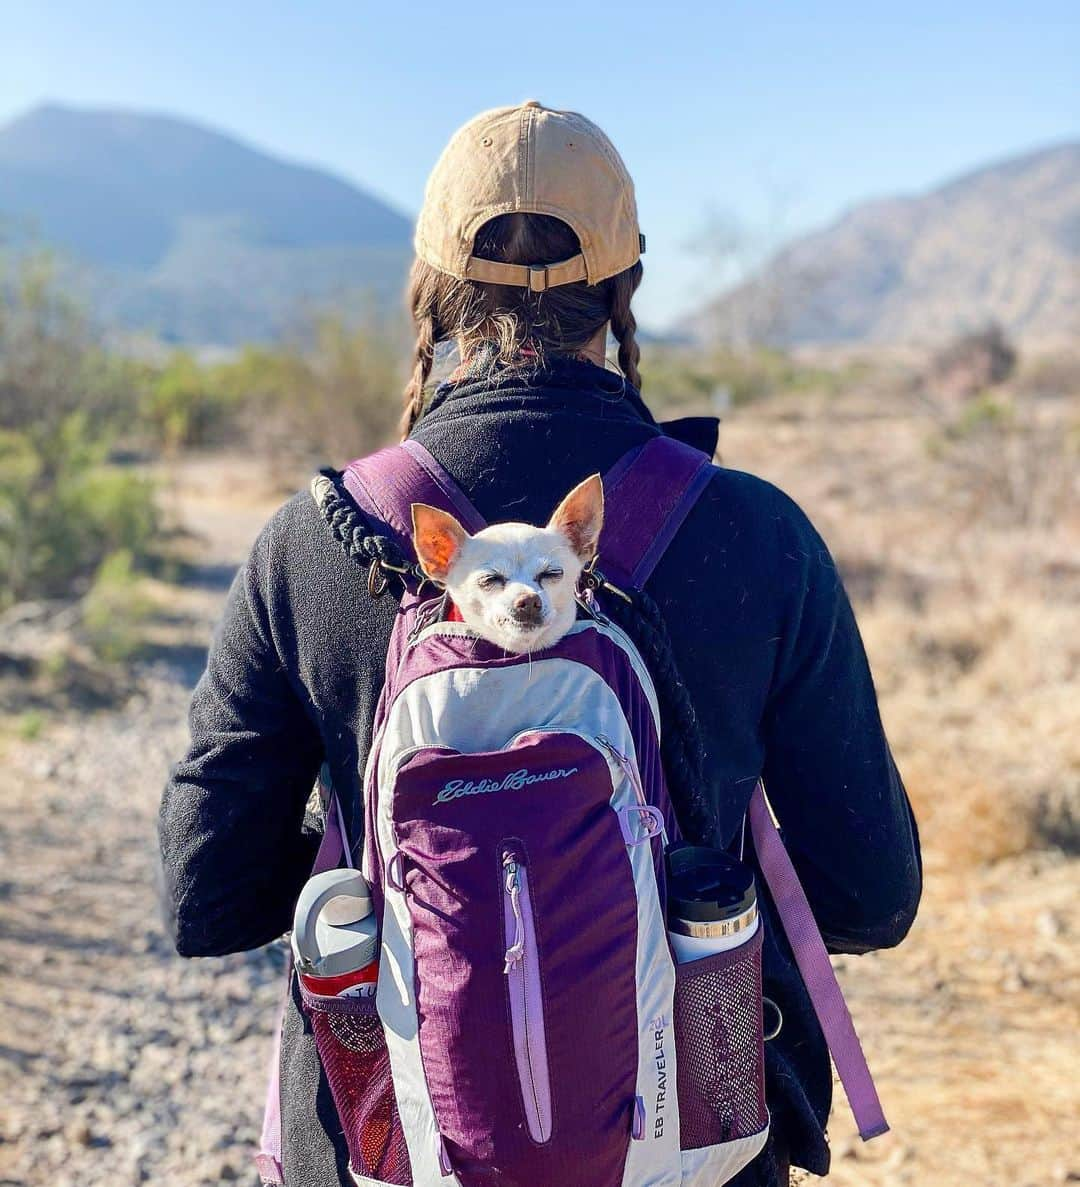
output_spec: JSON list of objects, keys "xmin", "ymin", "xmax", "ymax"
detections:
[
  {"xmin": 761, "ymin": 494, "xmax": 922, "ymax": 955},
  {"xmin": 158, "ymin": 514, "xmax": 324, "ymax": 957}
]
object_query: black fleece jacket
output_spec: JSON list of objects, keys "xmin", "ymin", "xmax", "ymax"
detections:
[{"xmin": 158, "ymin": 355, "xmax": 921, "ymax": 1186}]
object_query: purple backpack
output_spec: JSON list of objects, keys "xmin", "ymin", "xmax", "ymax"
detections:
[{"xmin": 257, "ymin": 437, "xmax": 887, "ymax": 1187}]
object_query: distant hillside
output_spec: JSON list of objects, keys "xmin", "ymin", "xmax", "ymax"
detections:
[
  {"xmin": 694, "ymin": 142, "xmax": 1080, "ymax": 349},
  {"xmin": 0, "ymin": 104, "xmax": 414, "ymax": 344}
]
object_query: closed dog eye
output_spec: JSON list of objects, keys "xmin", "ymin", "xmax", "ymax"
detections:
[{"xmin": 537, "ymin": 568, "xmax": 563, "ymax": 584}]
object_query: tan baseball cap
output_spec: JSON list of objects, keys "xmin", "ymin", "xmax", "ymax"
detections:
[{"xmin": 414, "ymin": 100, "xmax": 644, "ymax": 292}]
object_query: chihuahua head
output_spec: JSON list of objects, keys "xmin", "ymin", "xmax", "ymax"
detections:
[{"xmin": 411, "ymin": 474, "xmax": 604, "ymax": 654}]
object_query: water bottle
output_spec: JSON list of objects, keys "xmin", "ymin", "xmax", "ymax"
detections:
[
  {"xmin": 291, "ymin": 869, "xmax": 379, "ymax": 996},
  {"xmin": 666, "ymin": 846, "xmax": 759, "ymax": 964}
]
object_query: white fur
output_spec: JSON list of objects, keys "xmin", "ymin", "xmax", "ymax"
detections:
[
  {"xmin": 412, "ymin": 475, "xmax": 603, "ymax": 655},
  {"xmin": 443, "ymin": 523, "xmax": 584, "ymax": 653}
]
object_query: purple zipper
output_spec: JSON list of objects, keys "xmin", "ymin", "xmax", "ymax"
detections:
[{"xmin": 501, "ymin": 847, "xmax": 552, "ymax": 1143}]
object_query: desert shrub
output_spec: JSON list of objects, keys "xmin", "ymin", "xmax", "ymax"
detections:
[
  {"xmin": 0, "ymin": 255, "xmax": 160, "ymax": 607},
  {"xmin": 1014, "ymin": 351, "xmax": 1080, "ymax": 400},
  {"xmin": 928, "ymin": 322, "xmax": 1018, "ymax": 402},
  {"xmin": 206, "ymin": 313, "xmax": 405, "ymax": 466},
  {"xmin": 1033, "ymin": 783, "xmax": 1080, "ymax": 855},
  {"xmin": 17, "ymin": 709, "xmax": 45, "ymax": 740},
  {"xmin": 0, "ymin": 253, "xmax": 139, "ymax": 438},
  {"xmin": 947, "ymin": 391, "xmax": 1012, "ymax": 438},
  {"xmin": 143, "ymin": 351, "xmax": 240, "ymax": 450},
  {"xmin": 80, "ymin": 549, "xmax": 154, "ymax": 663},
  {"xmin": 924, "ymin": 393, "xmax": 1079, "ymax": 528},
  {"xmin": 642, "ymin": 351, "xmax": 724, "ymax": 414},
  {"xmin": 0, "ymin": 415, "xmax": 158, "ymax": 606},
  {"xmin": 130, "ymin": 314, "xmax": 405, "ymax": 465},
  {"xmin": 642, "ymin": 344, "xmax": 867, "ymax": 417}
]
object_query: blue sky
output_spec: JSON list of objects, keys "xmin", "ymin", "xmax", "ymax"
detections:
[{"xmin": 3, "ymin": 1, "xmax": 1077, "ymax": 329}]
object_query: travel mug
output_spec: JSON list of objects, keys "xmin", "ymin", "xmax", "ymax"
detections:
[{"xmin": 666, "ymin": 846, "xmax": 759, "ymax": 963}]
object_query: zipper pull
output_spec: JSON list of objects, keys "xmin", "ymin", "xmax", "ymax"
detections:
[
  {"xmin": 631, "ymin": 1095, "xmax": 647, "ymax": 1140},
  {"xmin": 437, "ymin": 1133, "xmax": 453, "ymax": 1176},
  {"xmin": 596, "ymin": 735, "xmax": 649, "ymax": 808},
  {"xmin": 502, "ymin": 855, "xmax": 526, "ymax": 973}
]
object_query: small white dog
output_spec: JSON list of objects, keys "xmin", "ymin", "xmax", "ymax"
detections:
[{"xmin": 411, "ymin": 474, "xmax": 604, "ymax": 654}]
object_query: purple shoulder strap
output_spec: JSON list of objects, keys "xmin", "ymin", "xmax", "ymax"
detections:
[
  {"xmin": 256, "ymin": 444, "xmax": 481, "ymax": 1183},
  {"xmin": 599, "ymin": 436, "xmax": 714, "ymax": 586},
  {"xmin": 750, "ymin": 787, "xmax": 889, "ymax": 1140},
  {"xmin": 344, "ymin": 438, "xmax": 486, "ymax": 555},
  {"xmin": 346, "ymin": 435, "xmax": 712, "ymax": 589}
]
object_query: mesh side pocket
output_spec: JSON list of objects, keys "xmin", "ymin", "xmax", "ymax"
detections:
[
  {"xmin": 301, "ymin": 984, "xmax": 413, "ymax": 1185},
  {"xmin": 673, "ymin": 926, "xmax": 767, "ymax": 1150}
]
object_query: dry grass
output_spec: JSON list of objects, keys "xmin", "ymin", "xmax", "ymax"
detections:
[
  {"xmin": 720, "ymin": 370, "xmax": 1079, "ymax": 868},
  {"xmin": 719, "ymin": 363, "xmax": 1079, "ymax": 1185}
]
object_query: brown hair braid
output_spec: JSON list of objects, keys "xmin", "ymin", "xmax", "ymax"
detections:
[
  {"xmin": 609, "ymin": 276, "xmax": 642, "ymax": 392},
  {"xmin": 400, "ymin": 212, "xmax": 643, "ymax": 437},
  {"xmin": 401, "ymin": 264, "xmax": 437, "ymax": 437}
]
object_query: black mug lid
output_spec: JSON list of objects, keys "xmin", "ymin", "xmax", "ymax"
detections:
[{"xmin": 666, "ymin": 846, "xmax": 756, "ymax": 923}]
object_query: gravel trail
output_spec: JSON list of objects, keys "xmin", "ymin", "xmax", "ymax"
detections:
[{"xmin": 0, "ymin": 458, "xmax": 286, "ymax": 1187}]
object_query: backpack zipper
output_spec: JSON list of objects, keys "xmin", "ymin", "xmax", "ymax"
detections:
[
  {"xmin": 595, "ymin": 734, "xmax": 648, "ymax": 808},
  {"xmin": 594, "ymin": 734, "xmax": 666, "ymax": 845},
  {"xmin": 501, "ymin": 847, "xmax": 552, "ymax": 1143}
]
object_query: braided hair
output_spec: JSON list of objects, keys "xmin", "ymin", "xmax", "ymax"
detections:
[{"xmin": 400, "ymin": 268, "xmax": 438, "ymax": 439}]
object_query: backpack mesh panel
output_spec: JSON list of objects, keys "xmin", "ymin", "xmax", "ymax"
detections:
[
  {"xmin": 304, "ymin": 991, "xmax": 413, "ymax": 1184},
  {"xmin": 672, "ymin": 930, "xmax": 767, "ymax": 1149}
]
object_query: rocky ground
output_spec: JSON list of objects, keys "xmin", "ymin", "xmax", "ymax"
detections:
[
  {"xmin": 1, "ymin": 392, "xmax": 1077, "ymax": 1187},
  {"xmin": 0, "ymin": 459, "xmax": 287, "ymax": 1187}
]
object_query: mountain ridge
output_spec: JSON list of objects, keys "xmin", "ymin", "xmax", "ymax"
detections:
[
  {"xmin": 0, "ymin": 103, "xmax": 414, "ymax": 343},
  {"xmin": 694, "ymin": 140, "xmax": 1080, "ymax": 348}
]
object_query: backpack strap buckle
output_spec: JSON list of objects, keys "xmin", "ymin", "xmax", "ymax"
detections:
[{"xmin": 580, "ymin": 555, "xmax": 633, "ymax": 604}]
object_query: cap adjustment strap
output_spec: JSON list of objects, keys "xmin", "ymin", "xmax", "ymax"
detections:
[{"xmin": 464, "ymin": 252, "xmax": 589, "ymax": 291}]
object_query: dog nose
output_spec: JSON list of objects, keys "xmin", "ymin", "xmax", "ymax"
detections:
[{"xmin": 511, "ymin": 592, "xmax": 543, "ymax": 623}]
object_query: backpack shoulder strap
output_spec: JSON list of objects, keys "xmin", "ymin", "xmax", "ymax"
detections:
[
  {"xmin": 599, "ymin": 435, "xmax": 715, "ymax": 588},
  {"xmin": 750, "ymin": 785, "xmax": 889, "ymax": 1141},
  {"xmin": 342, "ymin": 439, "xmax": 486, "ymax": 560}
]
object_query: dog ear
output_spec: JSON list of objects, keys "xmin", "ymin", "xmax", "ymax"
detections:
[
  {"xmin": 547, "ymin": 473, "xmax": 604, "ymax": 561},
  {"xmin": 411, "ymin": 504, "xmax": 470, "ymax": 583}
]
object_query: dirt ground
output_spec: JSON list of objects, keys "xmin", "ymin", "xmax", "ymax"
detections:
[{"xmin": 1, "ymin": 380, "xmax": 1077, "ymax": 1187}]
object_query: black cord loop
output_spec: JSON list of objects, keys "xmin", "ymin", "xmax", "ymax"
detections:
[{"xmin": 313, "ymin": 468, "xmax": 428, "ymax": 599}]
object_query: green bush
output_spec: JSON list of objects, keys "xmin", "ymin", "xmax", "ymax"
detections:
[
  {"xmin": 641, "ymin": 344, "xmax": 867, "ymax": 416},
  {"xmin": 0, "ymin": 254, "xmax": 161, "ymax": 608},
  {"xmin": 80, "ymin": 549, "xmax": 154, "ymax": 663},
  {"xmin": 17, "ymin": 709, "xmax": 45, "ymax": 741},
  {"xmin": 0, "ymin": 416, "xmax": 159, "ymax": 607},
  {"xmin": 130, "ymin": 316, "xmax": 405, "ymax": 462},
  {"xmin": 143, "ymin": 350, "xmax": 241, "ymax": 450},
  {"xmin": 950, "ymin": 392, "xmax": 1012, "ymax": 438},
  {"xmin": 213, "ymin": 315, "xmax": 404, "ymax": 464}
]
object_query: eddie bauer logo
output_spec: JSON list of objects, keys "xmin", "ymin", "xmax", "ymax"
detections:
[{"xmin": 433, "ymin": 766, "xmax": 579, "ymax": 805}]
